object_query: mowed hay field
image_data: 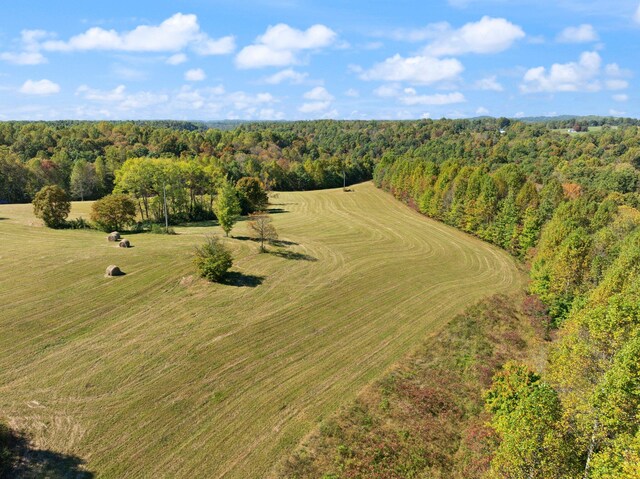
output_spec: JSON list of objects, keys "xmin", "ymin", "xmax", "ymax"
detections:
[{"xmin": 0, "ymin": 182, "xmax": 524, "ymax": 478}]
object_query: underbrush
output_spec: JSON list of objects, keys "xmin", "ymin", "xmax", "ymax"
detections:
[{"xmin": 279, "ymin": 294, "xmax": 547, "ymax": 479}]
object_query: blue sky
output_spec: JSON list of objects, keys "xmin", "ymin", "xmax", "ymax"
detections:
[{"xmin": 0, "ymin": 0, "xmax": 638, "ymax": 120}]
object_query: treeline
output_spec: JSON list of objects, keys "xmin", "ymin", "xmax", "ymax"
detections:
[
  {"xmin": 374, "ymin": 125, "xmax": 640, "ymax": 476},
  {"xmin": 5, "ymin": 117, "xmax": 637, "ymax": 206}
]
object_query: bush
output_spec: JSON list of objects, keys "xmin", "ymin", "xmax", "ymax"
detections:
[
  {"xmin": 150, "ymin": 223, "xmax": 176, "ymax": 235},
  {"xmin": 194, "ymin": 236, "xmax": 233, "ymax": 282},
  {"xmin": 32, "ymin": 185, "xmax": 71, "ymax": 228},
  {"xmin": 90, "ymin": 194, "xmax": 137, "ymax": 232},
  {"xmin": 65, "ymin": 217, "xmax": 92, "ymax": 230}
]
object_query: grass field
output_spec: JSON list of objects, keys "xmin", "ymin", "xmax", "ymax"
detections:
[{"xmin": 0, "ymin": 182, "xmax": 523, "ymax": 478}]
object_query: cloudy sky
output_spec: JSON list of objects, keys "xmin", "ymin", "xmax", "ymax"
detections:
[{"xmin": 1, "ymin": 0, "xmax": 638, "ymax": 120}]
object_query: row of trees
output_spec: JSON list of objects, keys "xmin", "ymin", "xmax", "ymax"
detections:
[{"xmin": 4, "ymin": 118, "xmax": 638, "ymax": 205}]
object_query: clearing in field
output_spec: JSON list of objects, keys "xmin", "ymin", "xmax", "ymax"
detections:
[{"xmin": 0, "ymin": 182, "xmax": 523, "ymax": 478}]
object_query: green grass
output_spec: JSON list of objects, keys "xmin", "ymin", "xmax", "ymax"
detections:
[{"xmin": 0, "ymin": 182, "xmax": 523, "ymax": 478}]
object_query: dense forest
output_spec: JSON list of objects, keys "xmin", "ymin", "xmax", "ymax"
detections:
[{"xmin": 1, "ymin": 117, "xmax": 640, "ymax": 477}]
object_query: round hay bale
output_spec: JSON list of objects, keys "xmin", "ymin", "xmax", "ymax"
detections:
[
  {"xmin": 119, "ymin": 239, "xmax": 131, "ymax": 248},
  {"xmin": 107, "ymin": 231, "xmax": 120, "ymax": 242},
  {"xmin": 105, "ymin": 264, "xmax": 123, "ymax": 277}
]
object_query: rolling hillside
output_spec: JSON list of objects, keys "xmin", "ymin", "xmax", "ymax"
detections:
[{"xmin": 0, "ymin": 182, "xmax": 523, "ymax": 478}]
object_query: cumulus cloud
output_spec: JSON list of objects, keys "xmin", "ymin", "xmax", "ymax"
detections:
[
  {"xmin": 613, "ymin": 94, "xmax": 629, "ymax": 102},
  {"xmin": 76, "ymin": 84, "xmax": 126, "ymax": 102},
  {"xmin": 520, "ymin": 51, "xmax": 602, "ymax": 93},
  {"xmin": 635, "ymin": 3, "xmax": 640, "ymax": 23},
  {"xmin": 0, "ymin": 30, "xmax": 50, "ymax": 65},
  {"xmin": 476, "ymin": 106, "xmax": 489, "ymax": 115},
  {"xmin": 374, "ymin": 84, "xmax": 401, "ymax": 97},
  {"xmin": 263, "ymin": 68, "xmax": 308, "ymax": 84},
  {"xmin": 235, "ymin": 23, "xmax": 336, "ymax": 69},
  {"xmin": 606, "ymin": 79, "xmax": 629, "ymax": 90},
  {"xmin": 76, "ymin": 84, "xmax": 167, "ymax": 109},
  {"xmin": 360, "ymin": 54, "xmax": 463, "ymax": 84},
  {"xmin": 19, "ymin": 79, "xmax": 60, "ymax": 95},
  {"xmin": 303, "ymin": 86, "xmax": 334, "ymax": 101},
  {"xmin": 184, "ymin": 68, "xmax": 206, "ymax": 81},
  {"xmin": 298, "ymin": 86, "xmax": 334, "ymax": 114},
  {"xmin": 474, "ymin": 75, "xmax": 503, "ymax": 91},
  {"xmin": 40, "ymin": 13, "xmax": 235, "ymax": 55},
  {"xmin": 166, "ymin": 53, "xmax": 187, "ymax": 65},
  {"xmin": 0, "ymin": 51, "xmax": 46, "ymax": 65},
  {"xmin": 556, "ymin": 24, "xmax": 598, "ymax": 43},
  {"xmin": 299, "ymin": 101, "xmax": 331, "ymax": 113},
  {"xmin": 423, "ymin": 17, "xmax": 525, "ymax": 56},
  {"xmin": 399, "ymin": 88, "xmax": 465, "ymax": 105}
]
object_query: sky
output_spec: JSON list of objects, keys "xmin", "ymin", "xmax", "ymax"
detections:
[{"xmin": 0, "ymin": 0, "xmax": 638, "ymax": 121}]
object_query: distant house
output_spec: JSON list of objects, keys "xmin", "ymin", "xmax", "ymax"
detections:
[
  {"xmin": 568, "ymin": 128, "xmax": 576, "ymax": 133},
  {"xmin": 499, "ymin": 129, "xmax": 506, "ymax": 134}
]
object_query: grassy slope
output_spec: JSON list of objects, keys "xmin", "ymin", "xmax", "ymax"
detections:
[{"xmin": 0, "ymin": 182, "xmax": 523, "ymax": 478}]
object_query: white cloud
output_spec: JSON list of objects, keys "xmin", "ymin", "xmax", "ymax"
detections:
[
  {"xmin": 514, "ymin": 111, "xmax": 525, "ymax": 118},
  {"xmin": 345, "ymin": 88, "xmax": 359, "ymax": 97},
  {"xmin": 303, "ymin": 86, "xmax": 334, "ymax": 101},
  {"xmin": 235, "ymin": 23, "xmax": 336, "ymax": 69},
  {"xmin": 635, "ymin": 3, "xmax": 640, "ymax": 23},
  {"xmin": 263, "ymin": 68, "xmax": 308, "ymax": 84},
  {"xmin": 192, "ymin": 36, "xmax": 236, "ymax": 55},
  {"xmin": 520, "ymin": 51, "xmax": 602, "ymax": 93},
  {"xmin": 40, "ymin": 13, "xmax": 235, "ymax": 55},
  {"xmin": 19, "ymin": 79, "xmax": 60, "ymax": 95},
  {"xmin": 374, "ymin": 84, "xmax": 400, "ymax": 97},
  {"xmin": 0, "ymin": 51, "xmax": 46, "ymax": 65},
  {"xmin": 166, "ymin": 53, "xmax": 187, "ymax": 65},
  {"xmin": 474, "ymin": 75, "xmax": 503, "ymax": 91},
  {"xmin": 556, "ymin": 24, "xmax": 598, "ymax": 43},
  {"xmin": 476, "ymin": 106, "xmax": 489, "ymax": 115},
  {"xmin": 423, "ymin": 16, "xmax": 525, "ymax": 56},
  {"xmin": 76, "ymin": 84, "xmax": 167, "ymax": 110},
  {"xmin": 613, "ymin": 94, "xmax": 629, "ymax": 102},
  {"xmin": 606, "ymin": 79, "xmax": 629, "ymax": 90},
  {"xmin": 257, "ymin": 108, "xmax": 285, "ymax": 120},
  {"xmin": 399, "ymin": 89, "xmax": 465, "ymax": 105},
  {"xmin": 76, "ymin": 84, "xmax": 126, "ymax": 101},
  {"xmin": 609, "ymin": 109, "xmax": 626, "ymax": 116},
  {"xmin": 299, "ymin": 101, "xmax": 331, "ymax": 113},
  {"xmin": 0, "ymin": 30, "xmax": 51, "ymax": 65},
  {"xmin": 185, "ymin": 68, "xmax": 206, "ymax": 81},
  {"xmin": 360, "ymin": 54, "xmax": 463, "ymax": 84}
]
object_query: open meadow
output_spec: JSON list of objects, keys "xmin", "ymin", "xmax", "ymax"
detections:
[{"xmin": 0, "ymin": 182, "xmax": 523, "ymax": 478}]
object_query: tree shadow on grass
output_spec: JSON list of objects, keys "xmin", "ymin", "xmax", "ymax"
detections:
[
  {"xmin": 220, "ymin": 272, "xmax": 265, "ymax": 288},
  {"xmin": 233, "ymin": 236, "xmax": 299, "ymax": 247},
  {"xmin": 266, "ymin": 208, "xmax": 288, "ymax": 214},
  {"xmin": 269, "ymin": 250, "xmax": 318, "ymax": 262},
  {"xmin": 5, "ymin": 429, "xmax": 94, "ymax": 479}
]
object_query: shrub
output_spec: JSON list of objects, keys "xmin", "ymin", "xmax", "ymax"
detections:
[
  {"xmin": 32, "ymin": 185, "xmax": 71, "ymax": 228},
  {"xmin": 65, "ymin": 217, "xmax": 92, "ymax": 229},
  {"xmin": 150, "ymin": 223, "xmax": 176, "ymax": 235},
  {"xmin": 90, "ymin": 194, "xmax": 137, "ymax": 232},
  {"xmin": 194, "ymin": 236, "xmax": 233, "ymax": 282}
]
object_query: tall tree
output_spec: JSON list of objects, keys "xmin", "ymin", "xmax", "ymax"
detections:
[{"xmin": 213, "ymin": 181, "xmax": 241, "ymax": 237}]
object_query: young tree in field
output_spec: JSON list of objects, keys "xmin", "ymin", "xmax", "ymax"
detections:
[
  {"xmin": 248, "ymin": 212, "xmax": 278, "ymax": 252},
  {"xmin": 70, "ymin": 159, "xmax": 96, "ymax": 201},
  {"xmin": 213, "ymin": 181, "xmax": 241, "ymax": 237},
  {"xmin": 32, "ymin": 185, "xmax": 71, "ymax": 228},
  {"xmin": 194, "ymin": 235, "xmax": 233, "ymax": 282},
  {"xmin": 90, "ymin": 194, "xmax": 137, "ymax": 232}
]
